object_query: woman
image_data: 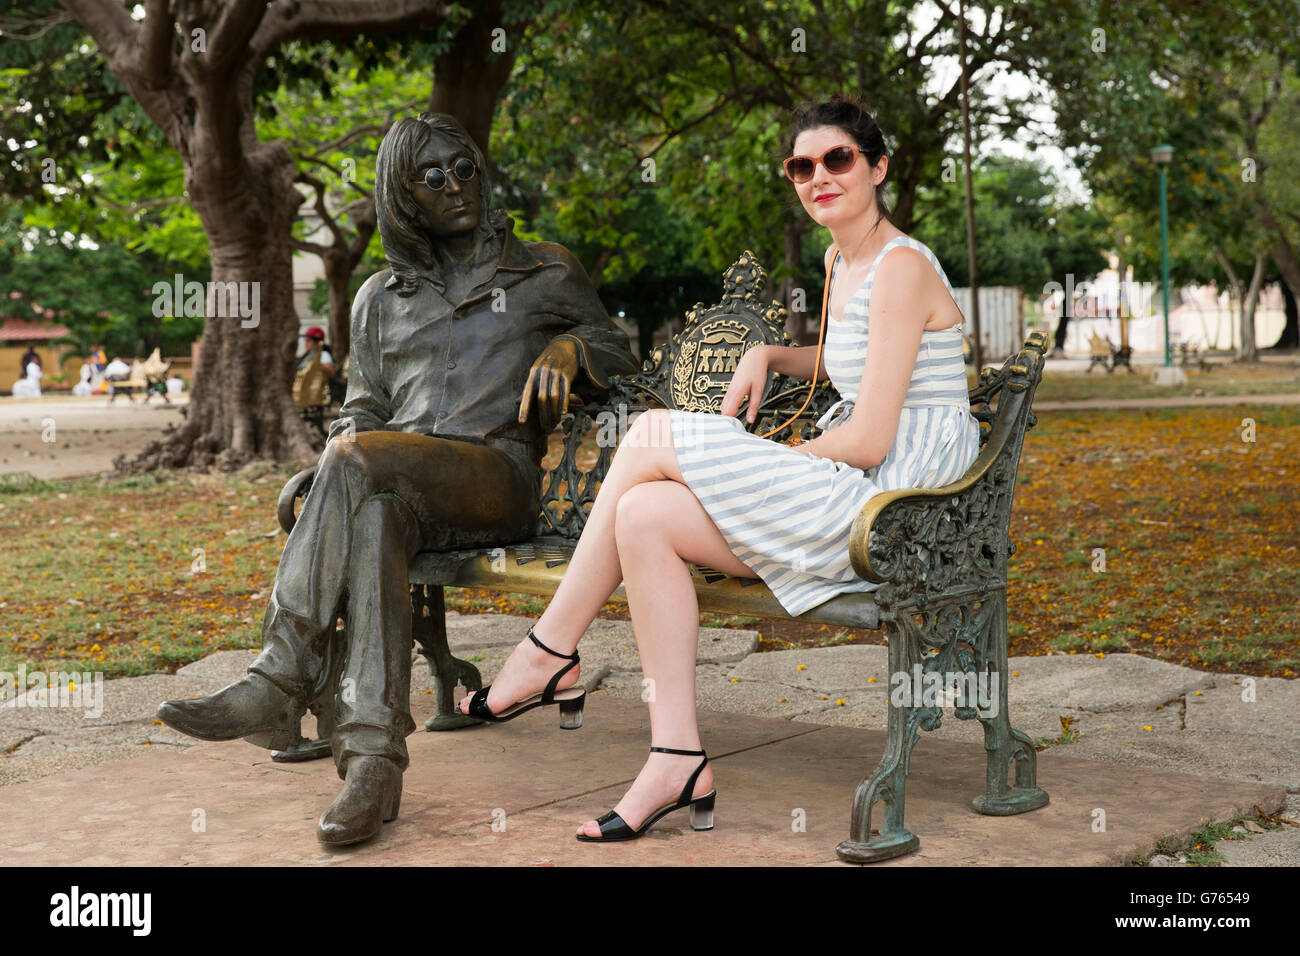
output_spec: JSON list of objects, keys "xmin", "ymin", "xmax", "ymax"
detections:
[{"xmin": 458, "ymin": 94, "xmax": 980, "ymax": 842}]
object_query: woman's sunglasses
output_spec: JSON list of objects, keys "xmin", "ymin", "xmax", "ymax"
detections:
[
  {"xmin": 782, "ymin": 145, "xmax": 866, "ymax": 184},
  {"xmin": 411, "ymin": 157, "xmax": 477, "ymax": 191}
]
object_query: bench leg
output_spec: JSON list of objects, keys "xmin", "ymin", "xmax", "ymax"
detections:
[
  {"xmin": 837, "ymin": 623, "xmax": 922, "ymax": 864},
  {"xmin": 410, "ymin": 584, "xmax": 485, "ymax": 731},
  {"xmin": 973, "ymin": 591, "xmax": 1049, "ymax": 816}
]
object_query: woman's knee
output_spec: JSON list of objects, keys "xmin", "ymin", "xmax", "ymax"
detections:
[
  {"xmin": 613, "ymin": 481, "xmax": 671, "ymax": 549},
  {"xmin": 626, "ymin": 408, "xmax": 672, "ymax": 447},
  {"xmin": 610, "ymin": 408, "xmax": 674, "ymax": 479}
]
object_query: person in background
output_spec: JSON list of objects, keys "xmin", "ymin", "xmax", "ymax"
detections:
[
  {"xmin": 297, "ymin": 327, "xmax": 335, "ymax": 380},
  {"xmin": 88, "ymin": 344, "xmax": 109, "ymax": 393},
  {"xmin": 19, "ymin": 346, "xmax": 40, "ymax": 372}
]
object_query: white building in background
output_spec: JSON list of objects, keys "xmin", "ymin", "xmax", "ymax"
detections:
[
  {"xmin": 1041, "ymin": 254, "xmax": 1287, "ymax": 355},
  {"xmin": 951, "ymin": 286, "xmax": 1024, "ymax": 362},
  {"xmin": 292, "ymin": 202, "xmax": 333, "ymax": 342}
]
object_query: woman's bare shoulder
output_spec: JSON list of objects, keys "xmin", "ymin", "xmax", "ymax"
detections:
[{"xmin": 873, "ymin": 243, "xmax": 931, "ymax": 287}]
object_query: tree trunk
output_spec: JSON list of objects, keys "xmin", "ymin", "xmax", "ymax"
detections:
[
  {"xmin": 1256, "ymin": 203, "xmax": 1300, "ymax": 307},
  {"xmin": 129, "ymin": 141, "xmax": 317, "ymax": 471},
  {"xmin": 1214, "ymin": 248, "xmax": 1244, "ymax": 354},
  {"xmin": 428, "ymin": 0, "xmax": 517, "ymax": 153},
  {"xmin": 1266, "ymin": 279, "xmax": 1298, "ymax": 350},
  {"xmin": 958, "ymin": 0, "xmax": 982, "ymax": 372},
  {"xmin": 1238, "ymin": 252, "xmax": 1265, "ymax": 362},
  {"xmin": 889, "ymin": 149, "xmax": 922, "ymax": 233},
  {"xmin": 59, "ymin": 0, "xmax": 454, "ymax": 472},
  {"xmin": 324, "ymin": 249, "xmax": 353, "ymax": 365}
]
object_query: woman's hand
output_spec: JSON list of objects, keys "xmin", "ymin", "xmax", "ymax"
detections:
[{"xmin": 719, "ymin": 344, "xmax": 770, "ymax": 423}]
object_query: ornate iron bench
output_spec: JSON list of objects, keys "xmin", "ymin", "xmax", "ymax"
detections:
[{"xmin": 275, "ymin": 251, "xmax": 1051, "ymax": 863}]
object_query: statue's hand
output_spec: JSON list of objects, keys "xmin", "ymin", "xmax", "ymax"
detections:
[{"xmin": 519, "ymin": 338, "xmax": 580, "ymax": 432}]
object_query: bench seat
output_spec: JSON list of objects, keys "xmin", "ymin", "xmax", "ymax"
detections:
[{"xmin": 409, "ymin": 542, "xmax": 882, "ymax": 631}]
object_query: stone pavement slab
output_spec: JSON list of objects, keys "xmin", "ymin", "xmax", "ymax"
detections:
[
  {"xmin": 0, "ymin": 693, "xmax": 1281, "ymax": 867},
  {"xmin": 1184, "ymin": 676, "xmax": 1300, "ymax": 736},
  {"xmin": 1000, "ymin": 654, "xmax": 1215, "ymax": 712},
  {"xmin": 3, "ymin": 615, "xmax": 1295, "ymax": 864},
  {"xmin": 0, "ymin": 617, "xmax": 758, "ymax": 787},
  {"xmin": 596, "ymin": 662, "xmax": 836, "ymax": 720}
]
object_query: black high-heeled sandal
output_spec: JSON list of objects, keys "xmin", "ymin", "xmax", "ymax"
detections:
[
  {"xmin": 464, "ymin": 627, "xmax": 585, "ymax": 729},
  {"xmin": 576, "ymin": 746, "xmax": 715, "ymax": 842}
]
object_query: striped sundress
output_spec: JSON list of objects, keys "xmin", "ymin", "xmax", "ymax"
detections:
[{"xmin": 668, "ymin": 235, "xmax": 981, "ymax": 617}]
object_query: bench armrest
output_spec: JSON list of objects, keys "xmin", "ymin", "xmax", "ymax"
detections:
[
  {"xmin": 848, "ymin": 338, "xmax": 1046, "ymax": 605},
  {"xmin": 277, "ymin": 466, "xmax": 318, "ymax": 534},
  {"xmin": 848, "ymin": 448, "xmax": 1006, "ymax": 603}
]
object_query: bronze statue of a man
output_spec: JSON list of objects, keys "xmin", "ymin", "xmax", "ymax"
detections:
[{"xmin": 158, "ymin": 113, "xmax": 638, "ymax": 845}]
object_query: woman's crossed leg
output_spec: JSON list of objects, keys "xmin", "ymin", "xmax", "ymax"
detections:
[{"xmin": 453, "ymin": 409, "xmax": 760, "ymax": 833}]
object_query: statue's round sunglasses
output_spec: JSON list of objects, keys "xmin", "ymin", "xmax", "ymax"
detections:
[
  {"xmin": 411, "ymin": 157, "xmax": 477, "ymax": 191},
  {"xmin": 783, "ymin": 145, "xmax": 866, "ymax": 183}
]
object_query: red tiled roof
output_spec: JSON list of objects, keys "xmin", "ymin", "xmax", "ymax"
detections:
[{"xmin": 0, "ymin": 318, "xmax": 71, "ymax": 342}]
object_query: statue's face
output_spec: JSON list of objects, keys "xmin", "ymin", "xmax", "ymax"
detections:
[{"xmin": 411, "ymin": 131, "xmax": 482, "ymax": 239}]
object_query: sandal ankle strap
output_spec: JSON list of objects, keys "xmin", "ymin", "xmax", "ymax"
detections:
[
  {"xmin": 530, "ymin": 627, "xmax": 580, "ymax": 705},
  {"xmin": 650, "ymin": 746, "xmax": 710, "ymax": 807},
  {"xmin": 528, "ymin": 627, "xmax": 579, "ymax": 662}
]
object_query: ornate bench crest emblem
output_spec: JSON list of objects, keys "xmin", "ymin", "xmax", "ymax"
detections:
[{"xmin": 650, "ymin": 250, "xmax": 791, "ymax": 412}]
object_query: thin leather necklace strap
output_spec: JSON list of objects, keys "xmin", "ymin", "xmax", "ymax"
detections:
[{"xmin": 757, "ymin": 243, "xmax": 837, "ymax": 442}]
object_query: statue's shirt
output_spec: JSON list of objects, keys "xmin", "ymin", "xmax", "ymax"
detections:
[{"xmin": 328, "ymin": 227, "xmax": 638, "ymax": 488}]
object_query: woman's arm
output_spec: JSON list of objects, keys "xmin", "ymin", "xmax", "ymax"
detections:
[
  {"xmin": 792, "ymin": 250, "xmax": 930, "ymax": 471},
  {"xmin": 764, "ymin": 344, "xmax": 829, "ymax": 383}
]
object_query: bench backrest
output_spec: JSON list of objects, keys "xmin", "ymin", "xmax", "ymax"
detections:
[{"xmin": 535, "ymin": 251, "xmax": 1047, "ymax": 546}]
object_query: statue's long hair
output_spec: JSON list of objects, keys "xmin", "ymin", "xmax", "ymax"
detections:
[{"xmin": 375, "ymin": 112, "xmax": 505, "ymax": 296}]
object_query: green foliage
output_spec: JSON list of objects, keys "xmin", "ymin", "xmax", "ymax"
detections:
[
  {"xmin": 912, "ymin": 154, "xmax": 1108, "ymax": 289},
  {"xmin": 0, "ymin": 0, "xmax": 209, "ymax": 359},
  {"xmin": 1050, "ymin": 0, "xmax": 1300, "ymax": 285},
  {"xmin": 0, "ymin": 208, "xmax": 206, "ymax": 359}
]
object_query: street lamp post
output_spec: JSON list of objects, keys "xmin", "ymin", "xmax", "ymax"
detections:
[{"xmin": 1150, "ymin": 144, "xmax": 1174, "ymax": 368}]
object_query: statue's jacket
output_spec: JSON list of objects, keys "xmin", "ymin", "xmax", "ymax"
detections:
[{"xmin": 328, "ymin": 221, "xmax": 640, "ymax": 491}]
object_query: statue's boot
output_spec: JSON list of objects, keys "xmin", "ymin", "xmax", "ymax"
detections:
[
  {"xmin": 317, "ymin": 755, "xmax": 403, "ymax": 846},
  {"xmin": 157, "ymin": 673, "xmax": 300, "ymax": 750}
]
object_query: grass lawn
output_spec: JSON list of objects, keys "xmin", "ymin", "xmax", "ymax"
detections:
[{"xmin": 1, "ymin": 401, "xmax": 1297, "ymax": 680}]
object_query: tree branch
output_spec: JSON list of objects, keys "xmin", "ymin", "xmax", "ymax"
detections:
[
  {"xmin": 1246, "ymin": 56, "xmax": 1285, "ymax": 131},
  {"xmin": 250, "ymin": 0, "xmax": 449, "ymax": 71},
  {"xmin": 300, "ymin": 108, "xmax": 417, "ymax": 164},
  {"xmin": 56, "ymin": 0, "xmax": 136, "ymax": 65},
  {"xmin": 295, "ymin": 171, "xmax": 347, "ymax": 249},
  {"xmin": 292, "ymin": 237, "xmax": 331, "ymax": 256},
  {"xmin": 209, "ymin": 0, "xmax": 271, "ymax": 77},
  {"xmin": 138, "ymin": 0, "xmax": 173, "ymax": 87},
  {"xmin": 637, "ymin": 0, "xmax": 811, "ymax": 104},
  {"xmin": 0, "ymin": 9, "xmax": 73, "ymax": 40},
  {"xmin": 59, "ymin": 0, "xmax": 188, "ymax": 147}
]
